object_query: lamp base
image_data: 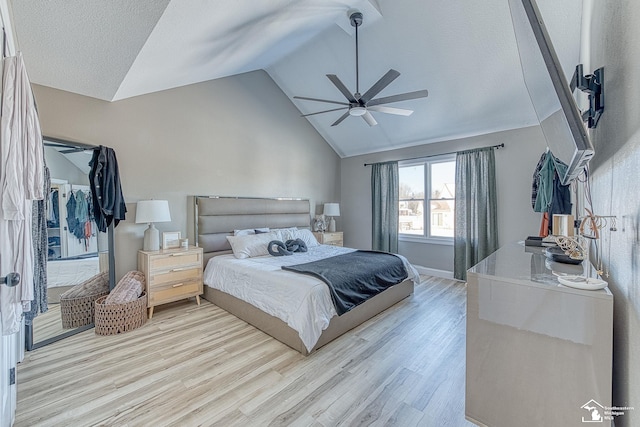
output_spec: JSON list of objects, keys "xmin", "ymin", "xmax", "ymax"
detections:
[
  {"xmin": 143, "ymin": 223, "xmax": 160, "ymax": 251},
  {"xmin": 328, "ymin": 217, "xmax": 336, "ymax": 233}
]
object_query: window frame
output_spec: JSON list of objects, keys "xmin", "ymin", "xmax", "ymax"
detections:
[{"xmin": 398, "ymin": 154, "xmax": 456, "ymax": 245}]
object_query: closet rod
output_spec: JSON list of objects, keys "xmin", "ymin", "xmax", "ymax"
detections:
[{"xmin": 363, "ymin": 143, "xmax": 504, "ymax": 166}]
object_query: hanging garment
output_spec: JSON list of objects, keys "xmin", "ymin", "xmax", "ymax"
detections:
[
  {"xmin": 47, "ymin": 188, "xmax": 58, "ymax": 226},
  {"xmin": 532, "ymin": 150, "xmax": 572, "ymax": 235},
  {"xmin": 533, "ymin": 152, "xmax": 556, "ymax": 213},
  {"xmin": 89, "ymin": 146, "xmax": 127, "ymax": 232},
  {"xmin": 66, "ymin": 190, "xmax": 79, "ymax": 238},
  {"xmin": 25, "ymin": 166, "xmax": 50, "ymax": 325},
  {"xmin": 0, "ymin": 53, "xmax": 45, "ymax": 335},
  {"xmin": 531, "ymin": 152, "xmax": 546, "ymax": 210},
  {"xmin": 72, "ymin": 190, "xmax": 88, "ymax": 240}
]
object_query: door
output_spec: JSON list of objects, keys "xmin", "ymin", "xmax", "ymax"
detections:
[
  {"xmin": 0, "ymin": 327, "xmax": 18, "ymax": 427},
  {"xmin": 0, "ymin": 267, "xmax": 20, "ymax": 427}
]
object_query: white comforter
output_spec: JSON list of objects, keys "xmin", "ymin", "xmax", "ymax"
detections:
[{"xmin": 203, "ymin": 245, "xmax": 419, "ymax": 352}]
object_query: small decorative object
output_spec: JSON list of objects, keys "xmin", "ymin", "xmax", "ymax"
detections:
[
  {"xmin": 135, "ymin": 200, "xmax": 171, "ymax": 251},
  {"xmin": 554, "ymin": 235, "xmax": 589, "ymax": 261},
  {"xmin": 313, "ymin": 215, "xmax": 326, "ymax": 232},
  {"xmin": 556, "ymin": 275, "xmax": 607, "ymax": 291},
  {"xmin": 162, "ymin": 231, "xmax": 181, "ymax": 249},
  {"xmin": 323, "ymin": 203, "xmax": 340, "ymax": 233},
  {"xmin": 180, "ymin": 238, "xmax": 189, "ymax": 249}
]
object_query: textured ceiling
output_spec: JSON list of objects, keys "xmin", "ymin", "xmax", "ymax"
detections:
[{"xmin": 10, "ymin": 0, "xmax": 583, "ymax": 158}]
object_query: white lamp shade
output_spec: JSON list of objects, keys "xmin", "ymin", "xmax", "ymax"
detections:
[
  {"xmin": 323, "ymin": 203, "xmax": 340, "ymax": 217},
  {"xmin": 135, "ymin": 200, "xmax": 171, "ymax": 224}
]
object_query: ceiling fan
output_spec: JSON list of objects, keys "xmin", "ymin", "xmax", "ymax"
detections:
[{"xmin": 294, "ymin": 11, "xmax": 429, "ymax": 127}]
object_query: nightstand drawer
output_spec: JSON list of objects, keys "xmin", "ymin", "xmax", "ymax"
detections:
[
  {"xmin": 148, "ymin": 267, "xmax": 202, "ymax": 287},
  {"xmin": 149, "ymin": 251, "xmax": 201, "ymax": 271},
  {"xmin": 148, "ymin": 279, "xmax": 201, "ymax": 305},
  {"xmin": 313, "ymin": 231, "xmax": 343, "ymax": 246},
  {"xmin": 138, "ymin": 246, "xmax": 204, "ymax": 318}
]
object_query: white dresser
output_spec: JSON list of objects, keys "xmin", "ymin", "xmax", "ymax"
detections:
[{"xmin": 465, "ymin": 243, "xmax": 613, "ymax": 427}]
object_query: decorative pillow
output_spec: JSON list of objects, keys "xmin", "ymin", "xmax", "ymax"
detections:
[
  {"xmin": 227, "ymin": 231, "xmax": 282, "ymax": 259},
  {"xmin": 233, "ymin": 227, "xmax": 270, "ymax": 236},
  {"xmin": 291, "ymin": 228, "xmax": 319, "ymax": 248},
  {"xmin": 60, "ymin": 271, "xmax": 109, "ymax": 299},
  {"xmin": 104, "ymin": 271, "xmax": 145, "ymax": 305},
  {"xmin": 274, "ymin": 227, "xmax": 299, "ymax": 241}
]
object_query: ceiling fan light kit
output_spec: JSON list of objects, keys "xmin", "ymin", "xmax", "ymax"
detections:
[
  {"xmin": 293, "ymin": 11, "xmax": 429, "ymax": 127},
  {"xmin": 349, "ymin": 106, "xmax": 367, "ymax": 116}
]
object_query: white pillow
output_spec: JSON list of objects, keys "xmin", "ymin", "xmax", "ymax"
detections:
[
  {"xmin": 226, "ymin": 231, "xmax": 280, "ymax": 259},
  {"xmin": 274, "ymin": 227, "xmax": 298, "ymax": 240},
  {"xmin": 290, "ymin": 228, "xmax": 319, "ymax": 248},
  {"xmin": 233, "ymin": 227, "xmax": 270, "ymax": 236}
]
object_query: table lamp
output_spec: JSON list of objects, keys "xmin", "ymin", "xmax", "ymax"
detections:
[
  {"xmin": 323, "ymin": 203, "xmax": 340, "ymax": 233},
  {"xmin": 135, "ymin": 200, "xmax": 171, "ymax": 251}
]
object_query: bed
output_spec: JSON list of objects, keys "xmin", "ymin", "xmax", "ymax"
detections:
[
  {"xmin": 47, "ymin": 254, "xmax": 100, "ymax": 288},
  {"xmin": 194, "ymin": 196, "xmax": 417, "ymax": 355}
]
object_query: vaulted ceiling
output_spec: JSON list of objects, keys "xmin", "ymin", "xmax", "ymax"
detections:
[{"xmin": 10, "ymin": 0, "xmax": 583, "ymax": 157}]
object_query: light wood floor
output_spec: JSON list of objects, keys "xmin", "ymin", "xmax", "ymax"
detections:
[{"xmin": 16, "ymin": 276, "xmax": 473, "ymax": 427}]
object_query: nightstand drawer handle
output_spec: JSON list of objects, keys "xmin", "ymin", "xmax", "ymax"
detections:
[
  {"xmin": 171, "ymin": 252, "xmax": 188, "ymax": 257},
  {"xmin": 170, "ymin": 267, "xmax": 189, "ymax": 272},
  {"xmin": 172, "ymin": 282, "xmax": 185, "ymax": 288}
]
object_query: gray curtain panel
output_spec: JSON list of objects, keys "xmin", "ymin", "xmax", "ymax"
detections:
[
  {"xmin": 454, "ymin": 147, "xmax": 499, "ymax": 281},
  {"xmin": 371, "ymin": 162, "xmax": 399, "ymax": 253}
]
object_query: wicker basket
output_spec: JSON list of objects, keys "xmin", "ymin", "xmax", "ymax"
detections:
[
  {"xmin": 94, "ymin": 292, "xmax": 147, "ymax": 335},
  {"xmin": 60, "ymin": 289, "xmax": 110, "ymax": 329}
]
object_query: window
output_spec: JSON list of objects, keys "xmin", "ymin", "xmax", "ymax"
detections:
[{"xmin": 399, "ymin": 155, "xmax": 456, "ymax": 240}]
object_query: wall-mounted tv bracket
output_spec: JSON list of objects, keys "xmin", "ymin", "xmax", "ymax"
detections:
[{"xmin": 570, "ymin": 64, "xmax": 604, "ymax": 128}]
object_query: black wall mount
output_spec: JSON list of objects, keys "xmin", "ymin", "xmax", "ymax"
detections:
[{"xmin": 570, "ymin": 64, "xmax": 604, "ymax": 128}]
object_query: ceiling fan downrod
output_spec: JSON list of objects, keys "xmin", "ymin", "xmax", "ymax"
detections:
[{"xmin": 350, "ymin": 11, "xmax": 363, "ymax": 98}]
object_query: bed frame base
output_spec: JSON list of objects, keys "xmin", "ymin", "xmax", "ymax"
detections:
[{"xmin": 203, "ymin": 279, "xmax": 414, "ymax": 356}]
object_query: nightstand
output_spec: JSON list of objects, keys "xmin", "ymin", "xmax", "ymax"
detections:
[
  {"xmin": 313, "ymin": 231, "xmax": 343, "ymax": 247},
  {"xmin": 137, "ymin": 246, "xmax": 203, "ymax": 318}
]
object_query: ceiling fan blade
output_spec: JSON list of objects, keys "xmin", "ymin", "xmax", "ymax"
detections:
[
  {"xmin": 301, "ymin": 107, "xmax": 348, "ymax": 117},
  {"xmin": 331, "ymin": 111, "xmax": 351, "ymax": 126},
  {"xmin": 367, "ymin": 105, "xmax": 414, "ymax": 116},
  {"xmin": 367, "ymin": 89, "xmax": 429, "ymax": 107},
  {"xmin": 293, "ymin": 96, "xmax": 350, "ymax": 106},
  {"xmin": 362, "ymin": 111, "xmax": 378, "ymax": 126},
  {"xmin": 359, "ymin": 69, "xmax": 401, "ymax": 104},
  {"xmin": 327, "ymin": 74, "xmax": 357, "ymax": 103}
]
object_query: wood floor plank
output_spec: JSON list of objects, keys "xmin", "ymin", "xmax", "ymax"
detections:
[{"xmin": 16, "ymin": 276, "xmax": 474, "ymax": 426}]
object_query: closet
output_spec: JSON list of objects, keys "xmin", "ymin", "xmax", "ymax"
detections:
[{"xmin": 47, "ymin": 181, "xmax": 97, "ymax": 260}]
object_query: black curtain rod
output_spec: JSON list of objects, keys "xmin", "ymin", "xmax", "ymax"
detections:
[{"xmin": 363, "ymin": 143, "xmax": 504, "ymax": 166}]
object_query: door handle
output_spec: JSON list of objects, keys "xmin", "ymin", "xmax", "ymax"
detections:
[{"xmin": 1, "ymin": 272, "xmax": 20, "ymax": 287}]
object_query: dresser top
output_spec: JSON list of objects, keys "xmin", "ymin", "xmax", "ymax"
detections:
[{"xmin": 468, "ymin": 242, "xmax": 612, "ymax": 298}]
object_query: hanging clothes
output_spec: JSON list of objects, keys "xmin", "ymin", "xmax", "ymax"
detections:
[
  {"xmin": 0, "ymin": 52, "xmax": 45, "ymax": 335},
  {"xmin": 89, "ymin": 145, "xmax": 127, "ymax": 232},
  {"xmin": 25, "ymin": 165, "xmax": 50, "ymax": 325},
  {"xmin": 531, "ymin": 150, "xmax": 572, "ymax": 235},
  {"xmin": 65, "ymin": 190, "xmax": 78, "ymax": 237}
]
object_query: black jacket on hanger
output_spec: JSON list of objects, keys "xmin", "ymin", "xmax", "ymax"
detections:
[{"xmin": 89, "ymin": 145, "xmax": 127, "ymax": 232}]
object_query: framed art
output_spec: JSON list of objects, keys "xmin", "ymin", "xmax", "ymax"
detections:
[{"xmin": 162, "ymin": 231, "xmax": 181, "ymax": 249}]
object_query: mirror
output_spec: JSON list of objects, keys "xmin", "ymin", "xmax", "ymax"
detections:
[{"xmin": 26, "ymin": 137, "xmax": 115, "ymax": 349}]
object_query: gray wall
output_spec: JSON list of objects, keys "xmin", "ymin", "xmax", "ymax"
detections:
[
  {"xmin": 33, "ymin": 70, "xmax": 340, "ymax": 278},
  {"xmin": 587, "ymin": 1, "xmax": 640, "ymax": 425},
  {"xmin": 340, "ymin": 126, "xmax": 545, "ymax": 271}
]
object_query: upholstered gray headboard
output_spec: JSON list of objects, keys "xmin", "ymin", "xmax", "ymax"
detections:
[{"xmin": 193, "ymin": 196, "xmax": 311, "ymax": 265}]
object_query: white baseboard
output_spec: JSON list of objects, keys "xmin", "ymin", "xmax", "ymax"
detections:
[{"xmin": 413, "ymin": 265, "xmax": 455, "ymax": 280}]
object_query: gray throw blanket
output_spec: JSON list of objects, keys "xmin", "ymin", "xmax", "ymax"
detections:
[{"xmin": 282, "ymin": 250, "xmax": 408, "ymax": 315}]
